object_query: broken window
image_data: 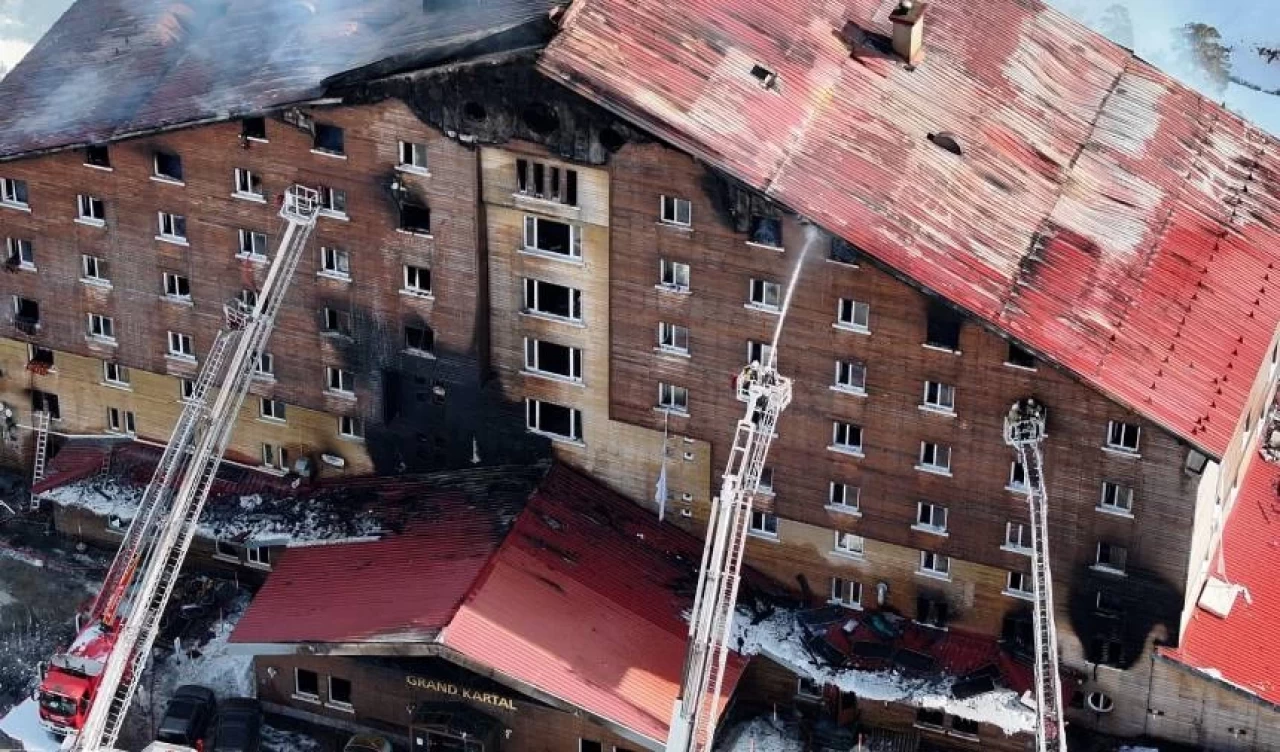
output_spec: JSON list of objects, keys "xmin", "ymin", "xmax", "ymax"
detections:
[
  {"xmin": 320, "ymin": 307, "xmax": 353, "ymax": 337},
  {"xmin": 404, "ymin": 324, "xmax": 434, "ymax": 355},
  {"xmin": 915, "ymin": 502, "xmax": 948, "ymax": 533},
  {"xmin": 82, "ymin": 254, "xmax": 108, "ymax": 283},
  {"xmin": 515, "ymin": 158, "xmax": 578, "ymax": 206},
  {"xmin": 657, "ymin": 322, "xmax": 689, "ymax": 353},
  {"xmin": 660, "ymin": 195, "xmax": 691, "ymax": 226},
  {"xmin": 828, "ymin": 481, "xmax": 859, "ymax": 511},
  {"xmin": 1008, "ymin": 461, "xmax": 1027, "ymax": 492},
  {"xmin": 523, "ymin": 215, "xmax": 580, "ymax": 258},
  {"xmin": 834, "ymin": 360, "xmax": 866, "ymax": 393},
  {"xmin": 658, "ymin": 382, "xmax": 689, "ymax": 413},
  {"xmin": 830, "ymin": 236, "xmax": 859, "ymax": 264},
  {"xmin": 326, "ymin": 366, "xmax": 354, "ymax": 394},
  {"xmin": 399, "ymin": 202, "xmax": 431, "ymax": 234},
  {"xmin": 748, "ymin": 279, "xmax": 781, "ymax": 310},
  {"xmin": 239, "ymin": 289, "xmax": 259, "ymax": 312},
  {"xmin": 295, "ymin": 669, "xmax": 319, "ymax": 699},
  {"xmin": 950, "ymin": 717, "xmax": 979, "ymax": 737},
  {"xmin": 924, "ymin": 300, "xmax": 963, "ymax": 351},
  {"xmin": 922, "ymin": 381, "xmax": 955, "ymax": 412},
  {"xmin": 328, "ymin": 676, "xmax": 353, "ymax": 707},
  {"xmin": 915, "ymin": 708, "xmax": 945, "ymax": 729},
  {"xmin": 523, "ymin": 278, "xmax": 582, "ymax": 321},
  {"xmin": 1095, "ymin": 542, "xmax": 1127, "ymax": 573},
  {"xmin": 103, "ymin": 361, "xmax": 129, "ymax": 386},
  {"xmin": 88, "ymin": 313, "xmax": 115, "ymax": 341},
  {"xmin": 163, "ymin": 272, "xmax": 191, "ymax": 300},
  {"xmin": 262, "ymin": 443, "xmax": 289, "ymax": 471},
  {"xmin": 1006, "ymin": 342, "xmax": 1036, "ymax": 369},
  {"xmin": 748, "ymin": 215, "xmax": 782, "ymax": 247},
  {"xmin": 180, "ymin": 379, "xmax": 195, "ymax": 400},
  {"xmin": 318, "ymin": 186, "xmax": 347, "ymax": 216},
  {"xmin": 525, "ymin": 339, "xmax": 582, "ymax": 381},
  {"xmin": 399, "ymin": 141, "xmax": 428, "ymax": 171},
  {"xmin": 918, "ymin": 442, "xmax": 951, "ymax": 473},
  {"xmin": 659, "ymin": 259, "xmax": 690, "ymax": 291},
  {"xmin": 242, "ymin": 117, "xmax": 267, "ymax": 141},
  {"xmin": 5, "ymin": 237, "xmax": 33, "ymax": 268},
  {"xmin": 747, "ymin": 340, "xmax": 773, "ymax": 366},
  {"xmin": 1091, "ymin": 635, "xmax": 1127, "ymax": 668},
  {"xmin": 157, "ymin": 212, "xmax": 186, "ymax": 240},
  {"xmin": 1106, "ymin": 421, "xmax": 1140, "ymax": 453},
  {"xmin": 238, "ymin": 229, "xmax": 267, "ymax": 259},
  {"xmin": 403, "ymin": 264, "xmax": 432, "ymax": 296},
  {"xmin": 1099, "ymin": 481, "xmax": 1134, "ymax": 514},
  {"xmin": 916, "ymin": 590, "xmax": 950, "ymax": 622},
  {"xmin": 27, "ymin": 345, "xmax": 54, "ymax": 369},
  {"xmin": 1006, "ymin": 571, "xmax": 1032, "ymax": 597},
  {"xmin": 1, "ymin": 177, "xmax": 29, "ymax": 206},
  {"xmin": 748, "ymin": 510, "xmax": 778, "ymax": 537},
  {"xmin": 918, "ymin": 553, "xmax": 950, "ymax": 580},
  {"xmin": 1002, "ymin": 611, "xmax": 1034, "ymax": 649},
  {"xmin": 525, "ymin": 398, "xmax": 582, "ymax": 442},
  {"xmin": 832, "ymin": 421, "xmax": 862, "ymax": 453},
  {"xmin": 339, "ymin": 415, "xmax": 364, "ymax": 440},
  {"xmin": 758, "ymin": 467, "xmax": 774, "ymax": 494},
  {"xmin": 153, "ymin": 152, "xmax": 183, "ymax": 182},
  {"xmin": 167, "ymin": 331, "xmax": 194, "ymax": 358},
  {"xmin": 78, "ymin": 195, "xmax": 106, "ymax": 222},
  {"xmin": 255, "ymin": 352, "xmax": 273, "ymax": 377},
  {"xmin": 214, "ymin": 539, "xmax": 238, "ymax": 559},
  {"xmin": 13, "ymin": 297, "xmax": 39, "ymax": 331},
  {"xmin": 233, "ymin": 168, "xmax": 263, "ymax": 198},
  {"xmin": 313, "ymin": 123, "xmax": 345, "ymax": 155},
  {"xmin": 579, "ymin": 741, "xmax": 602, "ymax": 752},
  {"xmin": 1004, "ymin": 521, "xmax": 1031, "ymax": 551},
  {"xmin": 837, "ymin": 298, "xmax": 870, "ymax": 331},
  {"xmin": 85, "ymin": 145, "xmax": 110, "ymax": 169},
  {"xmin": 320, "ymin": 247, "xmax": 350, "ymax": 277},
  {"xmin": 31, "ymin": 390, "xmax": 60, "ymax": 420},
  {"xmin": 1095, "ymin": 590, "xmax": 1123, "ymax": 618},
  {"xmin": 830, "ymin": 577, "xmax": 861, "ymax": 607},
  {"xmin": 1184, "ymin": 448, "xmax": 1208, "ymax": 476}
]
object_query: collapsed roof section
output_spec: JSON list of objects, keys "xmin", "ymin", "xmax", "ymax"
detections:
[
  {"xmin": 539, "ymin": 0, "xmax": 1280, "ymax": 457},
  {"xmin": 0, "ymin": 0, "xmax": 561, "ymax": 161}
]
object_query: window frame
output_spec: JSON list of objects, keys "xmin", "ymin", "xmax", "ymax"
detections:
[
  {"xmin": 657, "ymin": 322, "xmax": 690, "ymax": 354},
  {"xmin": 1099, "ymin": 481, "xmax": 1135, "ymax": 515},
  {"xmin": 233, "ymin": 167, "xmax": 263, "ymax": 198},
  {"xmin": 914, "ymin": 501, "xmax": 949, "ymax": 534},
  {"xmin": 312, "ymin": 123, "xmax": 346, "ymax": 156},
  {"xmin": 1105, "ymin": 420, "xmax": 1141, "ymax": 454},
  {"xmin": 87, "ymin": 313, "xmax": 115, "ymax": 342},
  {"xmin": 339, "ymin": 415, "xmax": 365, "ymax": 440},
  {"xmin": 327, "ymin": 675, "xmax": 353, "ymax": 708},
  {"xmin": 524, "ymin": 398, "xmax": 584, "ymax": 442},
  {"xmin": 522, "ymin": 215, "xmax": 582, "ymax": 260},
  {"xmin": 238, "ymin": 229, "xmax": 268, "ymax": 260},
  {"xmin": 1094, "ymin": 542, "xmax": 1128, "ymax": 574},
  {"xmin": 657, "ymin": 382, "xmax": 689, "ymax": 414},
  {"xmin": 827, "ymin": 481, "xmax": 860, "ymax": 513},
  {"xmin": 660, "ymin": 195, "xmax": 692, "ymax": 226},
  {"xmin": 836, "ymin": 298, "xmax": 870, "ymax": 332},
  {"xmin": 658, "ymin": 259, "xmax": 691, "ymax": 291},
  {"xmin": 831, "ymin": 421, "xmax": 864, "ymax": 455},
  {"xmin": 162, "ymin": 272, "xmax": 191, "ymax": 301},
  {"xmin": 82, "ymin": 254, "xmax": 108, "ymax": 284},
  {"xmin": 6, "ymin": 237, "xmax": 34, "ymax": 268},
  {"xmin": 319, "ymin": 246, "xmax": 351, "ymax": 278},
  {"xmin": 320, "ymin": 307, "xmax": 353, "ymax": 337},
  {"xmin": 255, "ymin": 352, "xmax": 274, "ymax": 378},
  {"xmin": 259, "ymin": 398, "xmax": 287, "ymax": 422},
  {"xmin": 829, "ymin": 576, "xmax": 862, "ymax": 608},
  {"xmin": 1005, "ymin": 571, "xmax": 1033, "ymax": 598},
  {"xmin": 918, "ymin": 550, "xmax": 951, "ymax": 578},
  {"xmin": 833, "ymin": 360, "xmax": 867, "ymax": 394},
  {"xmin": 152, "ymin": 152, "xmax": 184, "ymax": 182},
  {"xmin": 1007, "ymin": 461, "xmax": 1028, "ymax": 493},
  {"xmin": 0, "ymin": 177, "xmax": 29, "ymax": 207},
  {"xmin": 921, "ymin": 381, "xmax": 956, "ymax": 413},
  {"xmin": 325, "ymin": 366, "xmax": 355, "ymax": 395},
  {"xmin": 166, "ymin": 331, "xmax": 195, "ymax": 359},
  {"xmin": 246, "ymin": 545, "xmax": 271, "ymax": 568},
  {"xmin": 522, "ymin": 278, "xmax": 583, "ymax": 322},
  {"xmin": 102, "ymin": 361, "xmax": 129, "ymax": 387},
  {"xmin": 748, "ymin": 278, "xmax": 782, "ymax": 311},
  {"xmin": 523, "ymin": 338, "xmax": 583, "ymax": 382},
  {"xmin": 833, "ymin": 530, "xmax": 865, "ymax": 557},
  {"xmin": 157, "ymin": 211, "xmax": 187, "ymax": 242},
  {"xmin": 294, "ymin": 668, "xmax": 320, "ymax": 700},
  {"xmin": 262, "ymin": 442, "xmax": 289, "ymax": 472},
  {"xmin": 318, "ymin": 185, "xmax": 348, "ymax": 217},
  {"xmin": 404, "ymin": 325, "xmax": 435, "ymax": 356},
  {"xmin": 515, "ymin": 159, "xmax": 578, "ymax": 206},
  {"xmin": 398, "ymin": 141, "xmax": 428, "ymax": 171},
  {"xmin": 77, "ymin": 194, "xmax": 106, "ymax": 223},
  {"xmin": 748, "ymin": 510, "xmax": 778, "ymax": 538},
  {"xmin": 1004, "ymin": 521, "xmax": 1032, "ymax": 553},
  {"xmin": 403, "ymin": 264, "xmax": 432, "ymax": 296},
  {"xmin": 917, "ymin": 441, "xmax": 952, "ymax": 474}
]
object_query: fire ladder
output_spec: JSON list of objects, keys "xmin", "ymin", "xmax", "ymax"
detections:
[
  {"xmin": 30, "ymin": 409, "xmax": 50, "ymax": 505},
  {"xmin": 69, "ymin": 185, "xmax": 320, "ymax": 752},
  {"xmin": 1003, "ymin": 399, "xmax": 1067, "ymax": 752},
  {"xmin": 666, "ymin": 360, "xmax": 793, "ymax": 752}
]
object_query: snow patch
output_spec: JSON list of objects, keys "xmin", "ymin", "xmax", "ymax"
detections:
[
  {"xmin": 0, "ymin": 698, "xmax": 59, "ymax": 752},
  {"xmin": 719, "ymin": 716, "xmax": 804, "ymax": 752},
  {"xmin": 734, "ymin": 609, "xmax": 1036, "ymax": 735},
  {"xmin": 150, "ymin": 593, "xmax": 255, "ymax": 707},
  {"xmin": 0, "ymin": 547, "xmax": 44, "ymax": 568}
]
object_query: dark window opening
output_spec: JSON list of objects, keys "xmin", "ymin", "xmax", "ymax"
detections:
[
  {"xmin": 14, "ymin": 297, "xmax": 39, "ymax": 325},
  {"xmin": 925, "ymin": 300, "xmax": 963, "ymax": 350},
  {"xmin": 523, "ymin": 215, "xmax": 577, "ymax": 256},
  {"xmin": 31, "ymin": 390, "xmax": 60, "ymax": 420},
  {"xmin": 329, "ymin": 676, "xmax": 352, "ymax": 705},
  {"xmin": 1001, "ymin": 612, "xmax": 1034, "ymax": 649},
  {"xmin": 1095, "ymin": 590, "xmax": 1123, "ymax": 618},
  {"xmin": 405, "ymin": 325, "xmax": 435, "ymax": 354},
  {"xmin": 524, "ymin": 279, "xmax": 580, "ymax": 320},
  {"xmin": 313, "ymin": 123, "xmax": 345, "ymax": 155},
  {"xmin": 516, "ymin": 159, "xmax": 578, "ymax": 206},
  {"xmin": 1007, "ymin": 342, "xmax": 1035, "ymax": 368},
  {"xmin": 830, "ymin": 236, "xmax": 860, "ymax": 264},
  {"xmin": 463, "ymin": 101, "xmax": 487, "ymax": 122},
  {"xmin": 599, "ymin": 127, "xmax": 626, "ymax": 153},
  {"xmin": 29, "ymin": 346, "xmax": 53, "ymax": 367},
  {"xmin": 950, "ymin": 717, "xmax": 979, "ymax": 736},
  {"xmin": 916, "ymin": 594, "xmax": 949, "ymax": 628},
  {"xmin": 750, "ymin": 64, "xmax": 778, "ymax": 88},
  {"xmin": 295, "ymin": 668, "xmax": 319, "ymax": 697},
  {"xmin": 242, "ymin": 117, "xmax": 267, "ymax": 140},
  {"xmin": 1092, "ymin": 636, "xmax": 1127, "ymax": 667},
  {"xmin": 522, "ymin": 103, "xmax": 559, "ymax": 135},
  {"xmin": 400, "ymin": 203, "xmax": 431, "ymax": 234},
  {"xmin": 526, "ymin": 339, "xmax": 576, "ymax": 379},
  {"xmin": 580, "ymin": 741, "xmax": 602, "ymax": 752},
  {"xmin": 154, "ymin": 152, "xmax": 183, "ymax": 181},
  {"xmin": 529, "ymin": 400, "xmax": 581, "ymax": 440},
  {"xmin": 748, "ymin": 215, "xmax": 782, "ymax": 247},
  {"xmin": 85, "ymin": 145, "xmax": 110, "ymax": 168},
  {"xmin": 915, "ymin": 708, "xmax": 945, "ymax": 728}
]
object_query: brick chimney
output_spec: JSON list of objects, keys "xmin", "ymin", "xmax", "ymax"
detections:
[{"xmin": 889, "ymin": 1, "xmax": 927, "ymax": 66}]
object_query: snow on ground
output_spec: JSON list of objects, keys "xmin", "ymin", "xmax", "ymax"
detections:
[
  {"xmin": 734, "ymin": 609, "xmax": 1037, "ymax": 736},
  {"xmin": 0, "ymin": 698, "xmax": 60, "ymax": 752},
  {"xmin": 149, "ymin": 592, "xmax": 255, "ymax": 707},
  {"xmin": 1118, "ymin": 747, "xmax": 1161, "ymax": 752},
  {"xmin": 261, "ymin": 725, "xmax": 324, "ymax": 752},
  {"xmin": 719, "ymin": 716, "xmax": 804, "ymax": 752},
  {"xmin": 0, "ymin": 546, "xmax": 45, "ymax": 568}
]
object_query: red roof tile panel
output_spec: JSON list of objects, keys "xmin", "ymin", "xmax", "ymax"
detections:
[{"xmin": 540, "ymin": 0, "xmax": 1280, "ymax": 456}]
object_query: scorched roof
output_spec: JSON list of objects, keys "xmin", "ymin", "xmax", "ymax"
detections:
[{"xmin": 540, "ymin": 0, "xmax": 1280, "ymax": 457}]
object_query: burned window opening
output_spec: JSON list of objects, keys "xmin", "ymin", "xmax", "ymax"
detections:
[
  {"xmin": 31, "ymin": 390, "xmax": 60, "ymax": 420},
  {"xmin": 749, "ymin": 215, "xmax": 782, "ymax": 247},
  {"xmin": 154, "ymin": 152, "xmax": 183, "ymax": 181},
  {"xmin": 85, "ymin": 145, "xmax": 110, "ymax": 168},
  {"xmin": 516, "ymin": 159, "xmax": 578, "ymax": 206},
  {"xmin": 242, "ymin": 117, "xmax": 267, "ymax": 140},
  {"xmin": 522, "ymin": 103, "xmax": 560, "ymax": 135},
  {"xmin": 830, "ymin": 236, "xmax": 860, "ymax": 264},
  {"xmin": 749, "ymin": 64, "xmax": 778, "ymax": 89},
  {"xmin": 925, "ymin": 300, "xmax": 963, "ymax": 350},
  {"xmin": 400, "ymin": 202, "xmax": 431, "ymax": 234},
  {"xmin": 405, "ymin": 324, "xmax": 435, "ymax": 354},
  {"xmin": 463, "ymin": 101, "xmax": 488, "ymax": 122},
  {"xmin": 14, "ymin": 297, "xmax": 39, "ymax": 328},
  {"xmin": 313, "ymin": 123, "xmax": 345, "ymax": 155}
]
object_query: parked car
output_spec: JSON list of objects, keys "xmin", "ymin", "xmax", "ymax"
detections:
[
  {"xmin": 344, "ymin": 735, "xmax": 393, "ymax": 752},
  {"xmin": 209, "ymin": 697, "xmax": 263, "ymax": 752},
  {"xmin": 156, "ymin": 685, "xmax": 216, "ymax": 747}
]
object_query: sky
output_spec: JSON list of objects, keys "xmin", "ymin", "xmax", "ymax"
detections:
[{"xmin": 0, "ymin": 0, "xmax": 1276, "ymax": 134}]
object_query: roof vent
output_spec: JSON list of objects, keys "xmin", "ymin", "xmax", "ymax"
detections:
[
  {"xmin": 750, "ymin": 64, "xmax": 778, "ymax": 90},
  {"xmin": 927, "ymin": 131, "xmax": 962, "ymax": 155},
  {"xmin": 889, "ymin": 1, "xmax": 927, "ymax": 66}
]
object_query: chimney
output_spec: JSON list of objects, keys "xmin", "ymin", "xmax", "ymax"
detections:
[{"xmin": 889, "ymin": 1, "xmax": 927, "ymax": 66}]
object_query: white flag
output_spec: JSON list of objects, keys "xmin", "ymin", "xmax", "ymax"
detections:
[{"xmin": 655, "ymin": 463, "xmax": 668, "ymax": 522}]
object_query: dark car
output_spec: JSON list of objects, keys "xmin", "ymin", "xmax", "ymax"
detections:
[
  {"xmin": 209, "ymin": 697, "xmax": 263, "ymax": 752},
  {"xmin": 156, "ymin": 685, "xmax": 217, "ymax": 747}
]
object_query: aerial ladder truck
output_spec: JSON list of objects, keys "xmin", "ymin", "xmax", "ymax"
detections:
[
  {"xmin": 34, "ymin": 185, "xmax": 321, "ymax": 752},
  {"xmin": 1004, "ymin": 398, "xmax": 1067, "ymax": 752}
]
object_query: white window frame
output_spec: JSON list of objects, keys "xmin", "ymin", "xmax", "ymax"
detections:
[
  {"xmin": 1005, "ymin": 571, "xmax": 1033, "ymax": 600},
  {"xmin": 321, "ymin": 307, "xmax": 352, "ymax": 337},
  {"xmin": 262, "ymin": 442, "xmax": 289, "ymax": 472},
  {"xmin": 1094, "ymin": 542, "xmax": 1128, "ymax": 574},
  {"xmin": 1099, "ymin": 481, "xmax": 1135, "ymax": 516},
  {"xmin": 0, "ymin": 177, "xmax": 28, "ymax": 208},
  {"xmin": 660, "ymin": 195, "xmax": 692, "ymax": 226},
  {"xmin": 748, "ymin": 510, "xmax": 778, "ymax": 539},
  {"xmin": 327, "ymin": 675, "xmax": 353, "ymax": 709},
  {"xmin": 831, "ymin": 421, "xmax": 863, "ymax": 456},
  {"xmin": 522, "ymin": 278, "xmax": 583, "ymax": 322},
  {"xmin": 6, "ymin": 237, "xmax": 34, "ymax": 269},
  {"xmin": 917, "ymin": 441, "xmax": 952, "ymax": 475},
  {"xmin": 1003, "ymin": 521, "xmax": 1032, "ymax": 554},
  {"xmin": 320, "ymin": 247, "xmax": 350, "ymax": 279},
  {"xmin": 834, "ymin": 360, "xmax": 867, "ymax": 395},
  {"xmin": 233, "ymin": 167, "xmax": 263, "ymax": 199},
  {"xmin": 153, "ymin": 152, "xmax": 183, "ymax": 183},
  {"xmin": 238, "ymin": 229, "xmax": 268, "ymax": 260},
  {"xmin": 748, "ymin": 279, "xmax": 782, "ymax": 311},
  {"xmin": 106, "ymin": 407, "xmax": 135, "ymax": 436},
  {"xmin": 238, "ymin": 289, "xmax": 258, "ymax": 312},
  {"xmin": 403, "ymin": 264, "xmax": 432, "ymax": 296},
  {"xmin": 87, "ymin": 313, "xmax": 115, "ymax": 343},
  {"xmin": 293, "ymin": 668, "xmax": 319, "ymax": 700},
  {"xmin": 77, "ymin": 194, "xmax": 106, "ymax": 223},
  {"xmin": 829, "ymin": 577, "xmax": 862, "ymax": 608},
  {"xmin": 259, "ymin": 398, "xmax": 286, "ymax": 422},
  {"xmin": 255, "ymin": 352, "xmax": 275, "ymax": 378},
  {"xmin": 522, "ymin": 215, "xmax": 582, "ymax": 259},
  {"xmin": 921, "ymin": 381, "xmax": 956, "ymax": 413},
  {"xmin": 659, "ymin": 259, "xmax": 691, "ymax": 292},
  {"xmin": 834, "ymin": 530, "xmax": 865, "ymax": 558},
  {"xmin": 325, "ymin": 367, "xmax": 355, "ymax": 395},
  {"xmin": 523, "ymin": 338, "xmax": 583, "ymax": 382},
  {"xmin": 657, "ymin": 322, "xmax": 690, "ymax": 354},
  {"xmin": 106, "ymin": 407, "xmax": 121, "ymax": 433},
  {"xmin": 82, "ymin": 254, "xmax": 108, "ymax": 284},
  {"xmin": 757, "ymin": 467, "xmax": 774, "ymax": 495},
  {"xmin": 918, "ymin": 550, "xmax": 950, "ymax": 579},
  {"xmin": 836, "ymin": 298, "xmax": 870, "ymax": 333},
  {"xmin": 318, "ymin": 185, "xmax": 348, "ymax": 218},
  {"xmin": 339, "ymin": 415, "xmax": 364, "ymax": 441},
  {"xmin": 746, "ymin": 340, "xmax": 774, "ymax": 368},
  {"xmin": 162, "ymin": 272, "xmax": 191, "ymax": 301},
  {"xmin": 167, "ymin": 331, "xmax": 194, "ymax": 359},
  {"xmin": 102, "ymin": 361, "xmax": 129, "ymax": 387},
  {"xmin": 827, "ymin": 481, "xmax": 860, "ymax": 514},
  {"xmin": 246, "ymin": 545, "xmax": 271, "ymax": 568},
  {"xmin": 1105, "ymin": 420, "xmax": 1141, "ymax": 454},
  {"xmin": 914, "ymin": 502, "xmax": 949, "ymax": 535},
  {"xmin": 398, "ymin": 141, "xmax": 428, "ymax": 172},
  {"xmin": 404, "ymin": 325, "xmax": 435, "ymax": 357},
  {"xmin": 524, "ymin": 398, "xmax": 584, "ymax": 443},
  {"xmin": 658, "ymin": 382, "xmax": 689, "ymax": 414},
  {"xmin": 180, "ymin": 379, "xmax": 195, "ymax": 401}
]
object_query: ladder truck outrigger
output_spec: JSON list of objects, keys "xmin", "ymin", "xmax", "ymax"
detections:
[
  {"xmin": 1004, "ymin": 398, "xmax": 1067, "ymax": 752},
  {"xmin": 34, "ymin": 185, "xmax": 321, "ymax": 752}
]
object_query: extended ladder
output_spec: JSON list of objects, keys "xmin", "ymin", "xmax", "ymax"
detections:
[
  {"xmin": 71, "ymin": 186, "xmax": 320, "ymax": 752},
  {"xmin": 1004, "ymin": 400, "xmax": 1067, "ymax": 752},
  {"xmin": 29, "ymin": 409, "xmax": 50, "ymax": 508}
]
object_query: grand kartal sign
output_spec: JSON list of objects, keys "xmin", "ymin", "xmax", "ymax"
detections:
[{"xmin": 407, "ymin": 675, "xmax": 519, "ymax": 711}]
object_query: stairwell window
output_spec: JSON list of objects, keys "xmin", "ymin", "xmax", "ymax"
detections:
[
  {"xmin": 516, "ymin": 159, "xmax": 578, "ymax": 206},
  {"xmin": 233, "ymin": 168, "xmax": 264, "ymax": 199},
  {"xmin": 326, "ymin": 367, "xmax": 354, "ymax": 395},
  {"xmin": 398, "ymin": 141, "xmax": 428, "ymax": 172},
  {"xmin": 1105, "ymin": 421, "xmax": 1140, "ymax": 454},
  {"xmin": 157, "ymin": 212, "xmax": 187, "ymax": 242},
  {"xmin": 924, "ymin": 301, "xmax": 963, "ymax": 352},
  {"xmin": 103, "ymin": 362, "xmax": 129, "ymax": 387},
  {"xmin": 163, "ymin": 272, "xmax": 191, "ymax": 301},
  {"xmin": 658, "ymin": 383, "xmax": 689, "ymax": 414},
  {"xmin": 918, "ymin": 550, "xmax": 950, "ymax": 579},
  {"xmin": 917, "ymin": 442, "xmax": 952, "ymax": 475},
  {"xmin": 914, "ymin": 502, "xmax": 948, "ymax": 535},
  {"xmin": 748, "ymin": 510, "xmax": 778, "ymax": 538},
  {"xmin": 657, "ymin": 322, "xmax": 689, "ymax": 354},
  {"xmin": 259, "ymin": 398, "xmax": 286, "ymax": 422},
  {"xmin": 153, "ymin": 152, "xmax": 183, "ymax": 182},
  {"xmin": 1099, "ymin": 481, "xmax": 1134, "ymax": 515},
  {"xmin": 0, "ymin": 177, "xmax": 29, "ymax": 208},
  {"xmin": 167, "ymin": 331, "xmax": 195, "ymax": 360},
  {"xmin": 6, "ymin": 238, "xmax": 34, "ymax": 269},
  {"xmin": 748, "ymin": 279, "xmax": 781, "ymax": 311},
  {"xmin": 522, "ymin": 215, "xmax": 581, "ymax": 259},
  {"xmin": 1094, "ymin": 542, "xmax": 1128, "ymax": 574},
  {"xmin": 319, "ymin": 247, "xmax": 350, "ymax": 279},
  {"xmin": 339, "ymin": 415, "xmax": 364, "ymax": 440},
  {"xmin": 828, "ymin": 481, "xmax": 860, "ymax": 514},
  {"xmin": 921, "ymin": 381, "xmax": 955, "ymax": 413},
  {"xmin": 402, "ymin": 264, "xmax": 432, "ymax": 297},
  {"xmin": 524, "ymin": 338, "xmax": 582, "ymax": 382},
  {"xmin": 106, "ymin": 407, "xmax": 136, "ymax": 436},
  {"xmin": 82, "ymin": 255, "xmax": 109, "ymax": 284},
  {"xmin": 660, "ymin": 195, "xmax": 692, "ymax": 226},
  {"xmin": 1005, "ymin": 571, "xmax": 1033, "ymax": 599},
  {"xmin": 1004, "ymin": 522, "xmax": 1031, "ymax": 554},
  {"xmin": 831, "ymin": 421, "xmax": 863, "ymax": 456},
  {"xmin": 833, "ymin": 360, "xmax": 866, "ymax": 394},
  {"xmin": 830, "ymin": 577, "xmax": 862, "ymax": 608},
  {"xmin": 318, "ymin": 186, "xmax": 348, "ymax": 218},
  {"xmin": 834, "ymin": 531, "xmax": 865, "ymax": 558},
  {"xmin": 87, "ymin": 313, "xmax": 115, "ymax": 343},
  {"xmin": 1007, "ymin": 461, "xmax": 1028, "ymax": 493},
  {"xmin": 77, "ymin": 195, "xmax": 106, "ymax": 224},
  {"xmin": 313, "ymin": 123, "xmax": 345, "ymax": 156},
  {"xmin": 320, "ymin": 308, "xmax": 353, "ymax": 337},
  {"xmin": 525, "ymin": 398, "xmax": 583, "ymax": 442},
  {"xmin": 659, "ymin": 259, "xmax": 690, "ymax": 292},
  {"xmin": 523, "ymin": 278, "xmax": 582, "ymax": 322},
  {"xmin": 836, "ymin": 298, "xmax": 870, "ymax": 333}
]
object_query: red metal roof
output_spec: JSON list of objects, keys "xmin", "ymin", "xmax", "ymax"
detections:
[
  {"xmin": 1160, "ymin": 457, "xmax": 1280, "ymax": 706},
  {"xmin": 540, "ymin": 0, "xmax": 1280, "ymax": 457}
]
